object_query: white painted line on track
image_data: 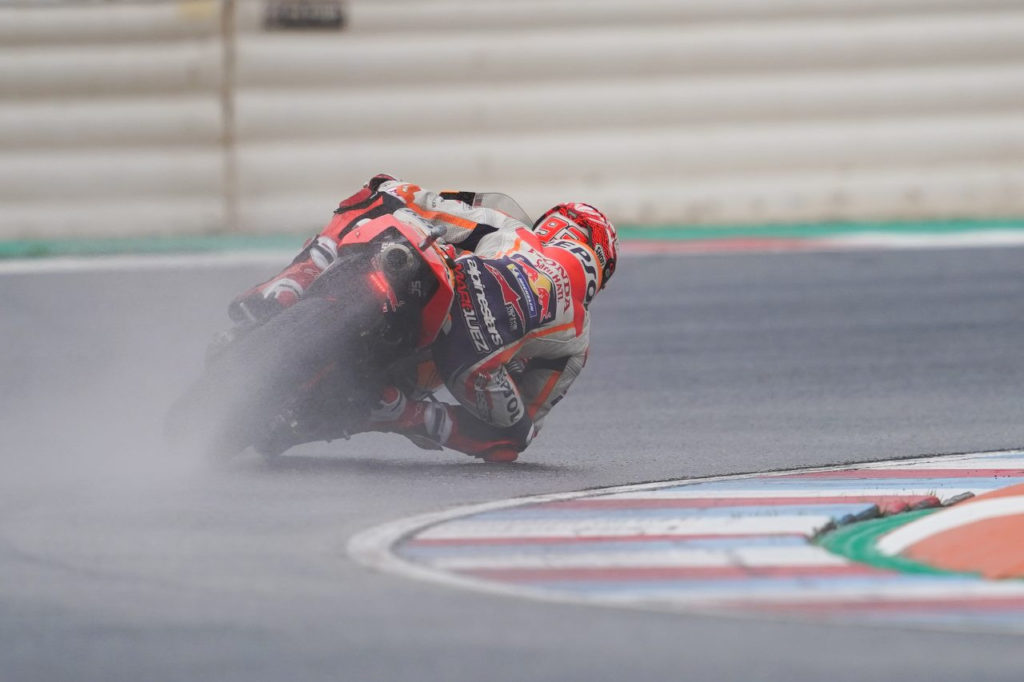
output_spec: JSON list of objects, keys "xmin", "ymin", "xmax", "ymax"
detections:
[
  {"xmin": 415, "ymin": 515, "xmax": 835, "ymax": 540},
  {"xmin": 830, "ymin": 230, "xmax": 1024, "ymax": 249},
  {"xmin": 602, "ymin": 487, "xmax": 981, "ymax": 501},
  {"xmin": 427, "ymin": 545, "xmax": 849, "ymax": 571},
  {"xmin": 0, "ymin": 251, "xmax": 293, "ymax": 275},
  {"xmin": 857, "ymin": 455, "xmax": 1024, "ymax": 470},
  {"xmin": 621, "ymin": 230, "xmax": 1024, "ymax": 256}
]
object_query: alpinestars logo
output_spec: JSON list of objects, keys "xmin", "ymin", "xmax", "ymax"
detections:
[
  {"xmin": 464, "ymin": 258, "xmax": 503, "ymax": 349},
  {"xmin": 485, "ymin": 264, "xmax": 524, "ymax": 332},
  {"xmin": 454, "ymin": 261, "xmax": 489, "ymax": 353}
]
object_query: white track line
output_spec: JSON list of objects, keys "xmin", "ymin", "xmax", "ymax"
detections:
[
  {"xmin": 0, "ymin": 251, "xmax": 292, "ymax": 275},
  {"xmin": 601, "ymin": 487, "xmax": 980, "ymax": 501},
  {"xmin": 428, "ymin": 545, "xmax": 848, "ymax": 571},
  {"xmin": 416, "ymin": 515, "xmax": 834, "ymax": 540}
]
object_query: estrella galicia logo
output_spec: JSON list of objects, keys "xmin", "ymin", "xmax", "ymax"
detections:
[{"xmin": 507, "ymin": 256, "xmax": 554, "ymax": 323}]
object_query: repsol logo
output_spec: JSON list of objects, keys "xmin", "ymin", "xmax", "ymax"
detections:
[{"xmin": 494, "ymin": 370, "xmax": 524, "ymax": 423}]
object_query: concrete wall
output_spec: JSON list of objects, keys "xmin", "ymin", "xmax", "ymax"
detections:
[
  {"xmin": 2, "ymin": 0, "xmax": 1023, "ymax": 239},
  {"xmin": 0, "ymin": 0, "xmax": 225, "ymax": 238}
]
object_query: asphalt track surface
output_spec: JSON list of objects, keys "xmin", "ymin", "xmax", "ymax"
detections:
[{"xmin": 2, "ymin": 246, "xmax": 1024, "ymax": 681}]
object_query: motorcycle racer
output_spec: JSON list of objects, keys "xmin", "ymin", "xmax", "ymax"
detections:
[
  {"xmin": 366, "ymin": 199, "xmax": 618, "ymax": 463},
  {"xmin": 229, "ymin": 175, "xmax": 618, "ymax": 463}
]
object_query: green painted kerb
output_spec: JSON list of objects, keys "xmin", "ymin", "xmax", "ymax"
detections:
[
  {"xmin": 817, "ymin": 510, "xmax": 978, "ymax": 578},
  {"xmin": 3, "ymin": 217, "xmax": 1024, "ymax": 259}
]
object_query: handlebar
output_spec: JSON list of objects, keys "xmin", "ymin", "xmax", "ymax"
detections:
[{"xmin": 418, "ymin": 222, "xmax": 448, "ymax": 249}]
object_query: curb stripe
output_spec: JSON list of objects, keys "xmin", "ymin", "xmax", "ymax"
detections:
[
  {"xmin": 404, "ymin": 532, "xmax": 810, "ymax": 547},
  {"xmin": 469, "ymin": 503, "xmax": 876, "ymax": 520},
  {"xmin": 648, "ymin": 476, "xmax": 1024, "ymax": 490},
  {"xmin": 427, "ymin": 546, "xmax": 848, "ymax": 571},
  {"xmin": 416, "ymin": 516, "xmax": 836, "ymax": 540},
  {"xmin": 877, "ymin": 496, "xmax": 1024, "ymax": 556},
  {"xmin": 534, "ymin": 495, "xmax": 939, "ymax": 511},
  {"xmin": 399, "ymin": 536, "xmax": 808, "ymax": 558},
  {"xmin": 349, "ymin": 449, "xmax": 1024, "ymax": 633},
  {"xmin": 602, "ymin": 487, "xmax": 971, "ymax": 500},
  {"xmin": 775, "ymin": 468, "xmax": 1024, "ymax": 480},
  {"xmin": 460, "ymin": 564, "xmax": 887, "ymax": 582}
]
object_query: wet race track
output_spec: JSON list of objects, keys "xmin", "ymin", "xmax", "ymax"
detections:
[{"xmin": 2, "ymin": 246, "xmax": 1024, "ymax": 681}]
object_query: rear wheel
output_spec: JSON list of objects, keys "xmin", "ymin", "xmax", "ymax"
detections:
[{"xmin": 166, "ymin": 295, "xmax": 379, "ymax": 458}]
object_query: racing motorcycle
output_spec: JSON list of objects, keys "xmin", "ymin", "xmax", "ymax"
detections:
[{"xmin": 165, "ymin": 209, "xmax": 461, "ymax": 458}]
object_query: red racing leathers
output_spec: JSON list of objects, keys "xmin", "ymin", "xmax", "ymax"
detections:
[{"xmin": 412, "ymin": 220, "xmax": 595, "ymax": 461}]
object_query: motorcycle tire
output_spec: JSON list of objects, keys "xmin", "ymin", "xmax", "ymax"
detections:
[{"xmin": 165, "ymin": 294, "xmax": 377, "ymax": 459}]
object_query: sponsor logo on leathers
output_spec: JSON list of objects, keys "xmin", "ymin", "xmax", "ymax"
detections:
[
  {"xmin": 494, "ymin": 369, "xmax": 524, "ymax": 424},
  {"xmin": 454, "ymin": 262, "xmax": 489, "ymax": 353},
  {"xmin": 485, "ymin": 263, "xmax": 524, "ymax": 331},
  {"xmin": 550, "ymin": 239, "xmax": 600, "ymax": 306},
  {"xmin": 506, "ymin": 264, "xmax": 539, "ymax": 322},
  {"xmin": 464, "ymin": 258, "xmax": 503, "ymax": 349},
  {"xmin": 474, "ymin": 369, "xmax": 524, "ymax": 425},
  {"xmin": 509, "ymin": 255, "xmax": 555, "ymax": 323},
  {"xmin": 525, "ymin": 253, "xmax": 572, "ymax": 314}
]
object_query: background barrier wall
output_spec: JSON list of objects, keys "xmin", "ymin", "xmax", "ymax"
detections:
[{"xmin": 2, "ymin": 0, "xmax": 1023, "ymax": 239}]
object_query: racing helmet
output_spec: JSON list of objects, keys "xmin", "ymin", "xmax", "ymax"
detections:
[{"xmin": 533, "ymin": 202, "xmax": 618, "ymax": 290}]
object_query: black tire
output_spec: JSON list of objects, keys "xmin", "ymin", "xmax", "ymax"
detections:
[{"xmin": 165, "ymin": 295, "xmax": 376, "ymax": 458}]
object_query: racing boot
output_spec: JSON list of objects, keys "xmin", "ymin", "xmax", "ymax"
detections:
[
  {"xmin": 368, "ymin": 387, "xmax": 522, "ymax": 462},
  {"xmin": 473, "ymin": 448, "xmax": 519, "ymax": 463},
  {"xmin": 367, "ymin": 387, "xmax": 448, "ymax": 451},
  {"xmin": 228, "ymin": 235, "xmax": 338, "ymax": 324}
]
